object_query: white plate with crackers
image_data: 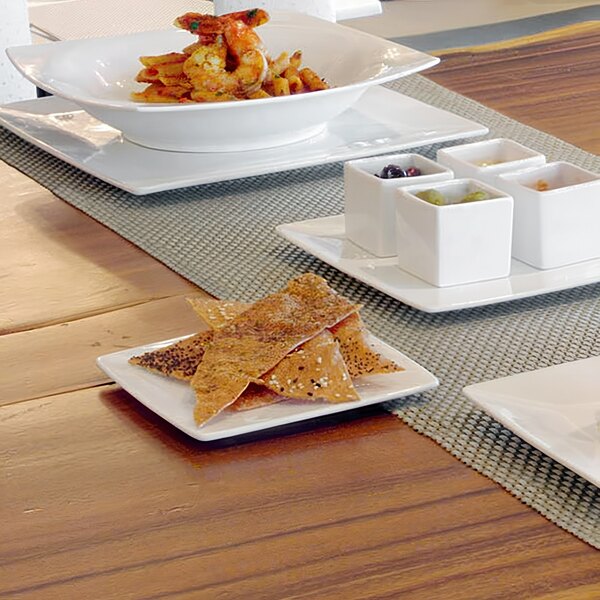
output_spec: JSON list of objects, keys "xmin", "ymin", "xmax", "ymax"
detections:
[
  {"xmin": 97, "ymin": 333, "xmax": 437, "ymax": 441},
  {"xmin": 96, "ymin": 274, "xmax": 438, "ymax": 441}
]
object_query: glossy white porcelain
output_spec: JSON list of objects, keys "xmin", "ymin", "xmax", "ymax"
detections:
[
  {"xmin": 497, "ymin": 162, "xmax": 600, "ymax": 270},
  {"xmin": 343, "ymin": 153, "xmax": 453, "ymax": 257},
  {"xmin": 276, "ymin": 214, "xmax": 600, "ymax": 312},
  {"xmin": 7, "ymin": 11, "xmax": 439, "ymax": 152},
  {"xmin": 0, "ymin": 91, "xmax": 487, "ymax": 194},
  {"xmin": 436, "ymin": 138, "xmax": 546, "ymax": 187},
  {"xmin": 97, "ymin": 333, "xmax": 438, "ymax": 441},
  {"xmin": 464, "ymin": 356, "xmax": 600, "ymax": 487},
  {"xmin": 395, "ymin": 178, "xmax": 513, "ymax": 287}
]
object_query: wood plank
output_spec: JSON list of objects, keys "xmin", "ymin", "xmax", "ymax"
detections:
[
  {"xmin": 426, "ymin": 22, "xmax": 600, "ymax": 154},
  {"xmin": 0, "ymin": 161, "xmax": 200, "ymax": 335},
  {"xmin": 1, "ymin": 388, "xmax": 597, "ymax": 599},
  {"xmin": 0, "ymin": 294, "xmax": 211, "ymax": 406},
  {"xmin": 434, "ymin": 21, "xmax": 600, "ymax": 54}
]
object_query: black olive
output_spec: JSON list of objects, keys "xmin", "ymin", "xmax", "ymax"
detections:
[{"xmin": 379, "ymin": 164, "xmax": 407, "ymax": 179}]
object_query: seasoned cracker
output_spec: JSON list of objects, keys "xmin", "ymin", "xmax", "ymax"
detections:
[
  {"xmin": 191, "ymin": 273, "xmax": 358, "ymax": 425},
  {"xmin": 230, "ymin": 384, "xmax": 287, "ymax": 411},
  {"xmin": 330, "ymin": 313, "xmax": 403, "ymax": 378},
  {"xmin": 128, "ymin": 329, "xmax": 290, "ymax": 411},
  {"xmin": 186, "ymin": 297, "xmax": 249, "ymax": 328},
  {"xmin": 260, "ymin": 330, "xmax": 358, "ymax": 403},
  {"xmin": 189, "ymin": 296, "xmax": 359, "ymax": 403},
  {"xmin": 128, "ymin": 330, "xmax": 213, "ymax": 380}
]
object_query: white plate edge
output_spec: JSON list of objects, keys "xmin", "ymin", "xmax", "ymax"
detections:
[
  {"xmin": 275, "ymin": 215, "xmax": 600, "ymax": 313},
  {"xmin": 10, "ymin": 14, "xmax": 439, "ymax": 110},
  {"xmin": 0, "ymin": 89, "xmax": 489, "ymax": 195},
  {"xmin": 463, "ymin": 378, "xmax": 600, "ymax": 488},
  {"xmin": 97, "ymin": 333, "xmax": 439, "ymax": 441}
]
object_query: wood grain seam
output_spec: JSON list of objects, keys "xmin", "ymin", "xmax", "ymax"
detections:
[
  {"xmin": 19, "ymin": 514, "xmax": 575, "ymax": 600},
  {"xmin": 0, "ymin": 379, "xmax": 115, "ymax": 410},
  {"xmin": 1, "ymin": 488, "xmax": 523, "ymax": 596},
  {"xmin": 364, "ymin": 545, "xmax": 598, "ymax": 600},
  {"xmin": 0, "ymin": 473, "xmax": 497, "ymax": 566},
  {"xmin": 433, "ymin": 21, "xmax": 600, "ymax": 56},
  {"xmin": 0, "ymin": 292, "xmax": 208, "ymax": 336}
]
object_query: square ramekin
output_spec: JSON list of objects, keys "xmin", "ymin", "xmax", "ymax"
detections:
[
  {"xmin": 497, "ymin": 161, "xmax": 600, "ymax": 269},
  {"xmin": 395, "ymin": 178, "xmax": 514, "ymax": 287},
  {"xmin": 436, "ymin": 138, "xmax": 546, "ymax": 187},
  {"xmin": 344, "ymin": 153, "xmax": 453, "ymax": 257}
]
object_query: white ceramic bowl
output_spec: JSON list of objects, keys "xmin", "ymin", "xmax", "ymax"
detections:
[
  {"xmin": 395, "ymin": 178, "xmax": 513, "ymax": 287},
  {"xmin": 436, "ymin": 138, "xmax": 546, "ymax": 186},
  {"xmin": 344, "ymin": 153, "xmax": 453, "ymax": 257},
  {"xmin": 497, "ymin": 161, "xmax": 600, "ymax": 269},
  {"xmin": 7, "ymin": 12, "xmax": 439, "ymax": 152}
]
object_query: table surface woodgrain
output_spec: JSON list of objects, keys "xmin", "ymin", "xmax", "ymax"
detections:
[{"xmin": 1, "ymin": 22, "xmax": 599, "ymax": 600}]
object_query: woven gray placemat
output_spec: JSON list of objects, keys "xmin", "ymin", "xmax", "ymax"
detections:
[{"xmin": 1, "ymin": 75, "xmax": 599, "ymax": 548}]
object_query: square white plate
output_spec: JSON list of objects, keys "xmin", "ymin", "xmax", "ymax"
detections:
[
  {"xmin": 463, "ymin": 357, "xmax": 600, "ymax": 487},
  {"xmin": 0, "ymin": 87, "xmax": 487, "ymax": 194},
  {"xmin": 276, "ymin": 214, "xmax": 600, "ymax": 312},
  {"xmin": 97, "ymin": 334, "xmax": 438, "ymax": 441}
]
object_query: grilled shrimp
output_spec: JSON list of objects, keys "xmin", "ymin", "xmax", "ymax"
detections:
[
  {"xmin": 173, "ymin": 9, "xmax": 269, "ymax": 34},
  {"xmin": 181, "ymin": 10, "xmax": 269, "ymax": 100}
]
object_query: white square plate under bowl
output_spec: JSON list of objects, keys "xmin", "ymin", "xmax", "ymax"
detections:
[
  {"xmin": 97, "ymin": 334, "xmax": 438, "ymax": 441},
  {"xmin": 275, "ymin": 214, "xmax": 600, "ymax": 312},
  {"xmin": 463, "ymin": 356, "xmax": 600, "ymax": 487},
  {"xmin": 0, "ymin": 88, "xmax": 487, "ymax": 194},
  {"xmin": 8, "ymin": 11, "xmax": 439, "ymax": 152}
]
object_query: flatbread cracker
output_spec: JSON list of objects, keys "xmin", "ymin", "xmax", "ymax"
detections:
[
  {"xmin": 129, "ymin": 298, "xmax": 248, "ymax": 384},
  {"xmin": 130, "ymin": 297, "xmax": 357, "ymax": 409},
  {"xmin": 130, "ymin": 331, "xmax": 293, "ymax": 410},
  {"xmin": 188, "ymin": 296, "xmax": 359, "ymax": 403},
  {"xmin": 260, "ymin": 329, "xmax": 358, "ymax": 403},
  {"xmin": 330, "ymin": 313, "xmax": 403, "ymax": 378},
  {"xmin": 186, "ymin": 297, "xmax": 249, "ymax": 328},
  {"xmin": 229, "ymin": 384, "xmax": 287, "ymax": 411},
  {"xmin": 128, "ymin": 330, "xmax": 213, "ymax": 380},
  {"xmin": 191, "ymin": 273, "xmax": 358, "ymax": 425}
]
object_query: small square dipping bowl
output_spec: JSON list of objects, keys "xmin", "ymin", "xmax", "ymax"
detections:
[
  {"xmin": 395, "ymin": 178, "xmax": 513, "ymax": 287},
  {"xmin": 436, "ymin": 138, "xmax": 546, "ymax": 186},
  {"xmin": 344, "ymin": 153, "xmax": 453, "ymax": 257},
  {"xmin": 497, "ymin": 161, "xmax": 600, "ymax": 269}
]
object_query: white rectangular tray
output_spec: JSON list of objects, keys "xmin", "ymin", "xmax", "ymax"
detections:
[
  {"xmin": 464, "ymin": 357, "xmax": 600, "ymax": 487},
  {"xmin": 276, "ymin": 214, "xmax": 600, "ymax": 312},
  {"xmin": 0, "ymin": 86, "xmax": 487, "ymax": 194},
  {"xmin": 97, "ymin": 333, "xmax": 438, "ymax": 441}
]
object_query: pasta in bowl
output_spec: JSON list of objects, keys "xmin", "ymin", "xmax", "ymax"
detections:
[
  {"xmin": 132, "ymin": 9, "xmax": 330, "ymax": 104},
  {"xmin": 7, "ymin": 10, "xmax": 439, "ymax": 152}
]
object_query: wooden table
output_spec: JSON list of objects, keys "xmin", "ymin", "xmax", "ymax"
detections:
[{"xmin": 1, "ymin": 23, "xmax": 599, "ymax": 599}]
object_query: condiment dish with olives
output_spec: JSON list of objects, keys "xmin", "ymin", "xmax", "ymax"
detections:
[{"xmin": 344, "ymin": 153, "xmax": 453, "ymax": 257}]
